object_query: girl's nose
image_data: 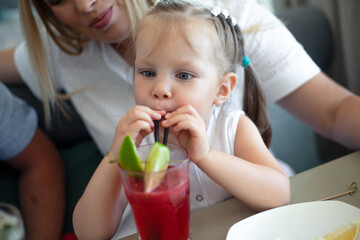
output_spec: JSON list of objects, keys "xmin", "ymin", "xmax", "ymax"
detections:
[
  {"xmin": 75, "ymin": 0, "xmax": 96, "ymax": 13},
  {"xmin": 152, "ymin": 81, "xmax": 172, "ymax": 100}
]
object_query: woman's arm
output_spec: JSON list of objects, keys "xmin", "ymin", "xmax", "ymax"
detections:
[
  {"xmin": 0, "ymin": 47, "xmax": 23, "ymax": 84},
  {"xmin": 278, "ymin": 71, "xmax": 360, "ymax": 149},
  {"xmin": 196, "ymin": 116, "xmax": 290, "ymax": 212}
]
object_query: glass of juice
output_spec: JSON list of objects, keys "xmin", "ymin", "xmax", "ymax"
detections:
[{"xmin": 119, "ymin": 144, "xmax": 190, "ymax": 240}]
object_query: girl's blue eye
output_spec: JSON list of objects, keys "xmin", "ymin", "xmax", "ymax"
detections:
[
  {"xmin": 142, "ymin": 71, "xmax": 156, "ymax": 77},
  {"xmin": 177, "ymin": 72, "xmax": 192, "ymax": 80}
]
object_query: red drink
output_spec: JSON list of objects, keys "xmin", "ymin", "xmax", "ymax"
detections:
[
  {"xmin": 125, "ymin": 171, "xmax": 190, "ymax": 239},
  {"xmin": 119, "ymin": 144, "xmax": 190, "ymax": 240}
]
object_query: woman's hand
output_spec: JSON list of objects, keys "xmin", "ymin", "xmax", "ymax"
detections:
[
  {"xmin": 163, "ymin": 104, "xmax": 209, "ymax": 163},
  {"xmin": 109, "ymin": 105, "xmax": 165, "ymax": 156}
]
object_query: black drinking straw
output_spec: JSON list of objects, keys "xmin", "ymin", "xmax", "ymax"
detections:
[
  {"xmin": 154, "ymin": 120, "xmax": 159, "ymax": 142},
  {"xmin": 154, "ymin": 119, "xmax": 169, "ymax": 145},
  {"xmin": 163, "ymin": 128, "xmax": 169, "ymax": 146}
]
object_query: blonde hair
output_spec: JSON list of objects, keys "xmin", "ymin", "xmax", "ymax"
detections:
[
  {"xmin": 137, "ymin": 0, "xmax": 272, "ymax": 146},
  {"xmin": 18, "ymin": 0, "xmax": 154, "ymax": 127}
]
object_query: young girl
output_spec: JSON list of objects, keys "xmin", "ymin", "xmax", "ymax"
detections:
[{"xmin": 73, "ymin": 1, "xmax": 290, "ymax": 239}]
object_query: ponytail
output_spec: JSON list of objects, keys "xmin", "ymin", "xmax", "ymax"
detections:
[
  {"xmin": 220, "ymin": 11, "xmax": 272, "ymax": 147},
  {"xmin": 233, "ymin": 25, "xmax": 272, "ymax": 147},
  {"xmin": 243, "ymin": 65, "xmax": 272, "ymax": 147}
]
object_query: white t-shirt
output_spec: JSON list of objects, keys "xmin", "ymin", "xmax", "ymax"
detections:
[{"xmin": 16, "ymin": 40, "xmax": 136, "ymax": 155}]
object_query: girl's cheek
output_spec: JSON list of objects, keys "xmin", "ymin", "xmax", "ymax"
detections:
[{"xmin": 133, "ymin": 82, "xmax": 142, "ymax": 102}]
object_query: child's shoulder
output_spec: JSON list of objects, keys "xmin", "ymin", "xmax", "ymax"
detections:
[{"xmin": 217, "ymin": 109, "xmax": 245, "ymax": 121}]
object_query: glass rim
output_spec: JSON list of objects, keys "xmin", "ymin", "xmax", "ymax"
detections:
[{"xmin": 118, "ymin": 143, "xmax": 189, "ymax": 175}]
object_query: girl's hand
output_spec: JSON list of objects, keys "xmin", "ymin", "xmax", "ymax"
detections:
[
  {"xmin": 109, "ymin": 106, "xmax": 165, "ymax": 156},
  {"xmin": 163, "ymin": 105, "xmax": 209, "ymax": 163}
]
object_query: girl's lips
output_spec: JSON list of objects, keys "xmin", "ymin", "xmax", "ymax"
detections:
[{"xmin": 90, "ymin": 6, "xmax": 113, "ymax": 30}]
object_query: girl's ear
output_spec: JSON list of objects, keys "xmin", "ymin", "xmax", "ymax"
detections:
[{"xmin": 213, "ymin": 72, "xmax": 237, "ymax": 105}]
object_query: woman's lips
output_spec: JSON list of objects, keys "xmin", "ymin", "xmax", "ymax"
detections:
[{"xmin": 90, "ymin": 6, "xmax": 113, "ymax": 30}]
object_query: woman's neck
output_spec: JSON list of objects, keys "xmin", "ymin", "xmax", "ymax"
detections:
[{"xmin": 112, "ymin": 37, "xmax": 135, "ymax": 66}]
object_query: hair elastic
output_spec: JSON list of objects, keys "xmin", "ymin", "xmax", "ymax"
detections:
[
  {"xmin": 210, "ymin": 7, "xmax": 237, "ymax": 27},
  {"xmin": 221, "ymin": 9, "xmax": 229, "ymax": 19},
  {"xmin": 210, "ymin": 7, "xmax": 221, "ymax": 17},
  {"xmin": 229, "ymin": 16, "xmax": 237, "ymax": 27},
  {"xmin": 242, "ymin": 56, "xmax": 251, "ymax": 68}
]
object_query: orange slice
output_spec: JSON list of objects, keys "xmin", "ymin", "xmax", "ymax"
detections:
[{"xmin": 317, "ymin": 217, "xmax": 360, "ymax": 240}]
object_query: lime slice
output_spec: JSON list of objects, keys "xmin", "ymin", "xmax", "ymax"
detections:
[
  {"xmin": 119, "ymin": 135, "xmax": 144, "ymax": 172},
  {"xmin": 145, "ymin": 142, "xmax": 170, "ymax": 172},
  {"xmin": 145, "ymin": 142, "xmax": 170, "ymax": 192}
]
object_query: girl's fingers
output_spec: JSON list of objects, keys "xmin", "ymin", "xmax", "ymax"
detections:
[
  {"xmin": 163, "ymin": 114, "xmax": 205, "ymax": 141},
  {"xmin": 115, "ymin": 106, "xmax": 163, "ymax": 142},
  {"xmin": 163, "ymin": 105, "xmax": 201, "ymax": 128},
  {"xmin": 128, "ymin": 119, "xmax": 153, "ymax": 133},
  {"xmin": 121, "ymin": 105, "xmax": 163, "ymax": 127},
  {"xmin": 111, "ymin": 106, "xmax": 166, "ymax": 154},
  {"xmin": 110, "ymin": 119, "xmax": 153, "ymax": 155},
  {"xmin": 173, "ymin": 117, "xmax": 203, "ymax": 138},
  {"xmin": 165, "ymin": 105, "xmax": 198, "ymax": 119},
  {"xmin": 132, "ymin": 105, "xmax": 163, "ymax": 121}
]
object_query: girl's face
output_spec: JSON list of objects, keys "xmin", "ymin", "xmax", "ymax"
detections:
[
  {"xmin": 134, "ymin": 19, "xmax": 222, "ymax": 123},
  {"xmin": 44, "ymin": 0, "xmax": 130, "ymax": 43}
]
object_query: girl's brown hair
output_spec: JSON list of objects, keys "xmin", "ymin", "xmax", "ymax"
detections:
[{"xmin": 143, "ymin": 0, "xmax": 272, "ymax": 147}]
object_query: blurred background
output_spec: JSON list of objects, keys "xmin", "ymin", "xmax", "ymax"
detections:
[{"xmin": 0, "ymin": 0, "xmax": 20, "ymax": 49}]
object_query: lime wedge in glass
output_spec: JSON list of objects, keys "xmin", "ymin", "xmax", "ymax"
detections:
[
  {"xmin": 119, "ymin": 135, "xmax": 144, "ymax": 172},
  {"xmin": 145, "ymin": 142, "xmax": 170, "ymax": 192}
]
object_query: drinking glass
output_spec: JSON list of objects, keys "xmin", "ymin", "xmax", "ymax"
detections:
[
  {"xmin": 119, "ymin": 144, "xmax": 190, "ymax": 240},
  {"xmin": 0, "ymin": 203, "xmax": 24, "ymax": 240}
]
